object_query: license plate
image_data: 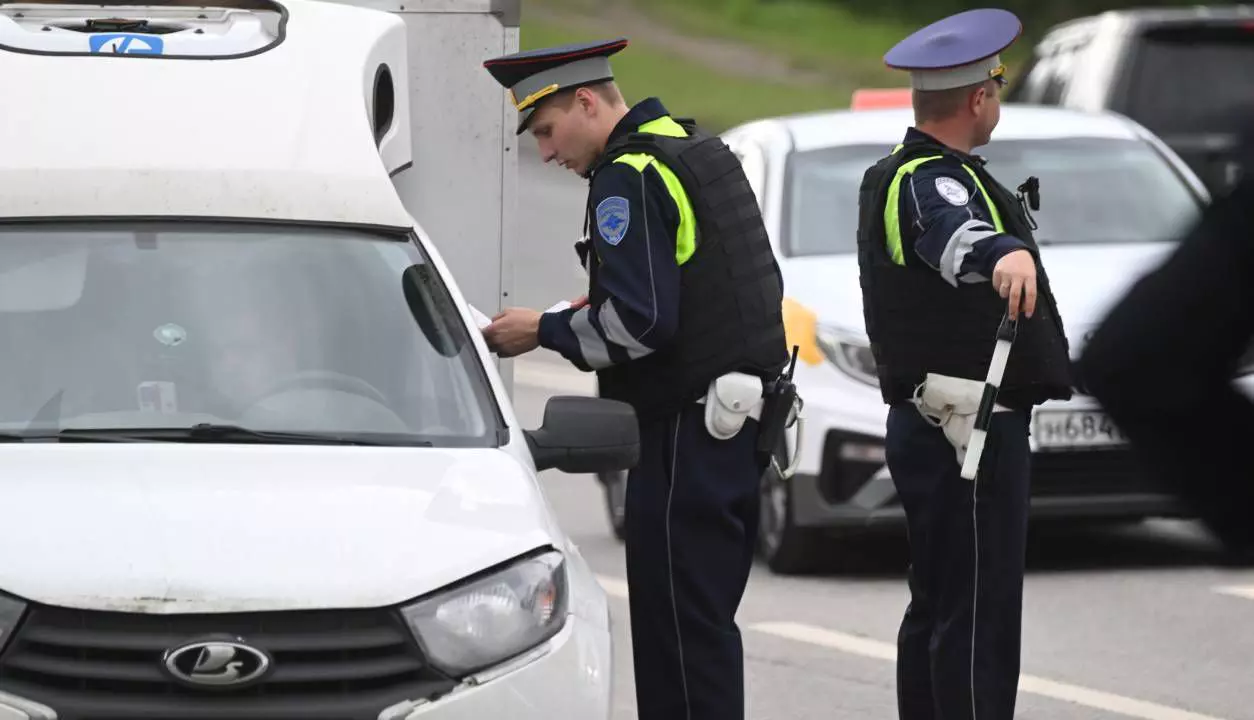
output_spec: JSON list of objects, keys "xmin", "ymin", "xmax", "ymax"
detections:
[{"xmin": 1032, "ymin": 409, "xmax": 1127, "ymax": 450}]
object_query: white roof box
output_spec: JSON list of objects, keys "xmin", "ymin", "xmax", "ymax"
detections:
[
  {"xmin": 0, "ymin": 0, "xmax": 414, "ymax": 228},
  {"xmin": 0, "ymin": 1, "xmax": 283, "ymax": 57}
]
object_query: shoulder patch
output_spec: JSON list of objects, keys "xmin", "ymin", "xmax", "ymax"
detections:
[
  {"xmin": 596, "ymin": 195, "xmax": 631, "ymax": 246},
  {"xmin": 934, "ymin": 176, "xmax": 970, "ymax": 206}
]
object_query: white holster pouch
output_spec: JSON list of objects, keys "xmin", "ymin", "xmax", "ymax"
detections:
[
  {"xmin": 911, "ymin": 373, "xmax": 1008, "ymax": 467},
  {"xmin": 698, "ymin": 372, "xmax": 765, "ymax": 440}
]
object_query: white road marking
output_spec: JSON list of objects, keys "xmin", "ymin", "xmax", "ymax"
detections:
[
  {"xmin": 1015, "ymin": 675, "xmax": 1226, "ymax": 720},
  {"xmin": 748, "ymin": 620, "xmax": 895, "ymax": 661},
  {"xmin": 595, "ymin": 575, "xmax": 1227, "ymax": 720},
  {"xmin": 1212, "ymin": 584, "xmax": 1254, "ymax": 601},
  {"xmin": 753, "ymin": 621, "xmax": 1226, "ymax": 720}
]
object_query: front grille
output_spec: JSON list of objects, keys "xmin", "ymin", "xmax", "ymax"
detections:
[
  {"xmin": 1030, "ymin": 447, "xmax": 1163, "ymax": 497},
  {"xmin": 0, "ymin": 605, "xmax": 456, "ymax": 720}
]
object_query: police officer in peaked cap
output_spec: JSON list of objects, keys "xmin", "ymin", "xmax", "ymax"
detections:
[
  {"xmin": 854, "ymin": 9, "xmax": 1073, "ymax": 719},
  {"xmin": 480, "ymin": 38, "xmax": 795, "ymax": 720}
]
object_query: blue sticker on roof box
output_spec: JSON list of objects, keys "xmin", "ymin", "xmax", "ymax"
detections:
[{"xmin": 89, "ymin": 33, "xmax": 164, "ymax": 55}]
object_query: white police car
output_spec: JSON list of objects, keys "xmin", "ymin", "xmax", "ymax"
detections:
[
  {"xmin": 718, "ymin": 103, "xmax": 1221, "ymax": 573},
  {"xmin": 0, "ymin": 0, "xmax": 629, "ymax": 717}
]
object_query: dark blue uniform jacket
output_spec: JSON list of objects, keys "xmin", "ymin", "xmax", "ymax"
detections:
[
  {"xmin": 895, "ymin": 128, "xmax": 1028, "ymax": 285},
  {"xmin": 537, "ymin": 98, "xmax": 682, "ymax": 372}
]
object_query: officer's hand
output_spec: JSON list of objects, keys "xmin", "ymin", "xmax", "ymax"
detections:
[
  {"xmin": 483, "ymin": 307, "xmax": 542, "ymax": 358},
  {"xmin": 570, "ymin": 295, "xmax": 589, "ymax": 310},
  {"xmin": 992, "ymin": 249, "xmax": 1037, "ymax": 320}
]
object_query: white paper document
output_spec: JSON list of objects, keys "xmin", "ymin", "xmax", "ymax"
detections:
[
  {"xmin": 469, "ymin": 301, "xmax": 572, "ymax": 332},
  {"xmin": 468, "ymin": 305, "xmax": 493, "ymax": 330}
]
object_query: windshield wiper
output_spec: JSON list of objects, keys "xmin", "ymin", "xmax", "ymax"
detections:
[
  {"xmin": 0, "ymin": 424, "xmax": 430, "ymax": 446},
  {"xmin": 187, "ymin": 423, "xmax": 384, "ymax": 445},
  {"xmin": 0, "ymin": 430, "xmax": 152, "ymax": 443},
  {"xmin": 114, "ymin": 423, "xmax": 415, "ymax": 446}
]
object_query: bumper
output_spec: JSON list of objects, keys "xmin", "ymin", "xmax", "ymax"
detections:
[
  {"xmin": 790, "ymin": 397, "xmax": 1187, "ymax": 531},
  {"xmin": 384, "ymin": 616, "xmax": 612, "ymax": 720},
  {"xmin": 794, "ymin": 469, "xmax": 1185, "ymax": 530},
  {"xmin": 0, "ymin": 616, "xmax": 612, "ymax": 720}
]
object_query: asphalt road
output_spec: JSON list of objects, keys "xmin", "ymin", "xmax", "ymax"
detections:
[{"xmin": 506, "ymin": 145, "xmax": 1254, "ymax": 720}]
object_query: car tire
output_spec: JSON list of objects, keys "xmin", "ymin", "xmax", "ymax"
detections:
[
  {"xmin": 599, "ymin": 469, "xmax": 628, "ymax": 542},
  {"xmin": 758, "ymin": 441, "xmax": 822, "ymax": 575}
]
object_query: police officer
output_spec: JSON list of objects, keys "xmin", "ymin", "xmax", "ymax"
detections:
[
  {"xmin": 479, "ymin": 39, "xmax": 792, "ymax": 720},
  {"xmin": 855, "ymin": 9, "xmax": 1073, "ymax": 720}
]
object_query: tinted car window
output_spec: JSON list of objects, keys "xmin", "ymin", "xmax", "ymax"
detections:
[
  {"xmin": 782, "ymin": 137, "xmax": 1204, "ymax": 257},
  {"xmin": 1124, "ymin": 24, "xmax": 1254, "ymax": 135}
]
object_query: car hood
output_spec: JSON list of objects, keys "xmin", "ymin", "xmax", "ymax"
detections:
[
  {"xmin": 0, "ymin": 444, "xmax": 562, "ymax": 613},
  {"xmin": 783, "ymin": 242, "xmax": 1177, "ymax": 347}
]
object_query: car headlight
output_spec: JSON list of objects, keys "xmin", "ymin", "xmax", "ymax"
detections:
[
  {"xmin": 0, "ymin": 593, "xmax": 26, "ymax": 653},
  {"xmin": 816, "ymin": 326, "xmax": 879, "ymax": 387},
  {"xmin": 400, "ymin": 550, "xmax": 567, "ymax": 676}
]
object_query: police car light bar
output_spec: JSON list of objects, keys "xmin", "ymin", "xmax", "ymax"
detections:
[
  {"xmin": 850, "ymin": 88, "xmax": 912, "ymax": 110},
  {"xmin": 0, "ymin": 0, "xmax": 285, "ymax": 58}
]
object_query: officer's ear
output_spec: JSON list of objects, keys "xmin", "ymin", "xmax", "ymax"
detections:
[
  {"xmin": 975, "ymin": 79, "xmax": 1000, "ymax": 114},
  {"xmin": 968, "ymin": 83, "xmax": 988, "ymax": 117},
  {"xmin": 573, "ymin": 86, "xmax": 599, "ymax": 118}
]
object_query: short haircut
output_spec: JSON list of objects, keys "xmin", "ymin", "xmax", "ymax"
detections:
[
  {"xmin": 912, "ymin": 79, "xmax": 996, "ymax": 124},
  {"xmin": 547, "ymin": 80, "xmax": 625, "ymax": 110}
]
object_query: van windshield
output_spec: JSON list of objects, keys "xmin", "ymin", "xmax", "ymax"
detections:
[
  {"xmin": 782, "ymin": 136, "xmax": 1204, "ymax": 257},
  {"xmin": 0, "ymin": 221, "xmax": 500, "ymax": 446}
]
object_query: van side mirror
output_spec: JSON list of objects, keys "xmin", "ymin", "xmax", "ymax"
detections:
[{"xmin": 525, "ymin": 396, "xmax": 640, "ymax": 474}]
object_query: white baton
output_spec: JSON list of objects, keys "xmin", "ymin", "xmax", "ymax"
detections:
[{"xmin": 960, "ymin": 312, "xmax": 1018, "ymax": 480}]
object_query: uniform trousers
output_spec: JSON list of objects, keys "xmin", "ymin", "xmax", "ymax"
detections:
[
  {"xmin": 624, "ymin": 401, "xmax": 764, "ymax": 720},
  {"xmin": 886, "ymin": 401, "xmax": 1031, "ymax": 720}
]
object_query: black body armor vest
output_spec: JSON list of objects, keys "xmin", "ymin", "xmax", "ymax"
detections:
[
  {"xmin": 856, "ymin": 138, "xmax": 1074, "ymax": 409},
  {"xmin": 584, "ymin": 120, "xmax": 789, "ymax": 421}
]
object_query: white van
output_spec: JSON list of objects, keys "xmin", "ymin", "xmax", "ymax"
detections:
[{"xmin": 0, "ymin": 1, "xmax": 634, "ymax": 717}]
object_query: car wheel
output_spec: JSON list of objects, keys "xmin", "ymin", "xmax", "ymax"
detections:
[
  {"xmin": 758, "ymin": 443, "xmax": 821, "ymax": 574},
  {"xmin": 600, "ymin": 470, "xmax": 628, "ymax": 542}
]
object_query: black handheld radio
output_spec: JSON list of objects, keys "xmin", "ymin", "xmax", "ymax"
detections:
[{"xmin": 756, "ymin": 344, "xmax": 802, "ymax": 459}]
